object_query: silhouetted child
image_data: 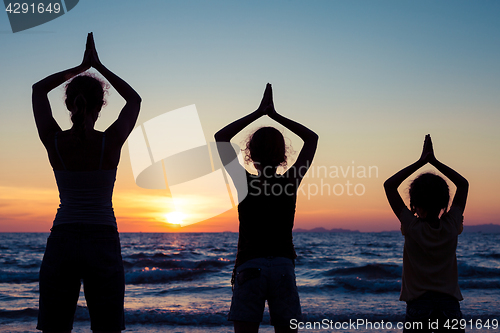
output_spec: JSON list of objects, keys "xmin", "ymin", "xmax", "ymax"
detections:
[
  {"xmin": 384, "ymin": 134, "xmax": 468, "ymax": 333},
  {"xmin": 215, "ymin": 83, "xmax": 318, "ymax": 333}
]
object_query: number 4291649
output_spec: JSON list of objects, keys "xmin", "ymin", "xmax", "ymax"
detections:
[
  {"xmin": 5, "ymin": 3, "xmax": 61, "ymax": 14},
  {"xmin": 444, "ymin": 319, "xmax": 499, "ymax": 330}
]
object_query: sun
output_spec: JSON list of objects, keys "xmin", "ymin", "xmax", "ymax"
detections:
[{"xmin": 165, "ymin": 212, "xmax": 186, "ymax": 225}]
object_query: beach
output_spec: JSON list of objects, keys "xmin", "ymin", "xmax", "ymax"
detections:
[{"xmin": 1, "ymin": 232, "xmax": 499, "ymax": 332}]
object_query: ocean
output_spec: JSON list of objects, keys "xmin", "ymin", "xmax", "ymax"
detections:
[{"xmin": 0, "ymin": 232, "xmax": 499, "ymax": 332}]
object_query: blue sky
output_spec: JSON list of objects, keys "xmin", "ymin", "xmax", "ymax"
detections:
[{"xmin": 1, "ymin": 0, "xmax": 499, "ymax": 231}]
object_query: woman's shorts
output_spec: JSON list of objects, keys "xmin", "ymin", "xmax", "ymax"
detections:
[
  {"xmin": 37, "ymin": 223, "xmax": 125, "ymax": 331},
  {"xmin": 228, "ymin": 257, "xmax": 302, "ymax": 327}
]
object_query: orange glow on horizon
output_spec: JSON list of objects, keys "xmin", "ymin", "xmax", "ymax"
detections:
[{"xmin": 0, "ymin": 176, "xmax": 497, "ymax": 233}]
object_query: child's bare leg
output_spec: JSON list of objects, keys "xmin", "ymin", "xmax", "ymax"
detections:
[
  {"xmin": 275, "ymin": 325, "xmax": 297, "ymax": 333},
  {"xmin": 234, "ymin": 320, "xmax": 260, "ymax": 333}
]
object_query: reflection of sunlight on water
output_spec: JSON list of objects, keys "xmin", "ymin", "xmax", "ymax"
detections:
[{"xmin": 124, "ymin": 284, "xmax": 233, "ymax": 312}]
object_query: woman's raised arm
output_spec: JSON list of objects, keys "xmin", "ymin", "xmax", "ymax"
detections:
[
  {"xmin": 88, "ymin": 33, "xmax": 142, "ymax": 146},
  {"xmin": 32, "ymin": 33, "xmax": 92, "ymax": 144}
]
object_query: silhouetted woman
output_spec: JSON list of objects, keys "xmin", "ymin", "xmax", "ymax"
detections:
[
  {"xmin": 384, "ymin": 135, "xmax": 468, "ymax": 333},
  {"xmin": 32, "ymin": 33, "xmax": 141, "ymax": 333},
  {"xmin": 215, "ymin": 84, "xmax": 318, "ymax": 333}
]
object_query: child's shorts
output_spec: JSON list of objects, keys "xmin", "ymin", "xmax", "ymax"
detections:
[
  {"xmin": 37, "ymin": 223, "xmax": 125, "ymax": 331},
  {"xmin": 404, "ymin": 291, "xmax": 464, "ymax": 333},
  {"xmin": 228, "ymin": 257, "xmax": 302, "ymax": 327}
]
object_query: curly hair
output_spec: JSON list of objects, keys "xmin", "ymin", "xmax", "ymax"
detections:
[
  {"xmin": 409, "ymin": 172, "xmax": 450, "ymax": 216},
  {"xmin": 242, "ymin": 127, "xmax": 293, "ymax": 168},
  {"xmin": 65, "ymin": 74, "xmax": 109, "ymax": 141}
]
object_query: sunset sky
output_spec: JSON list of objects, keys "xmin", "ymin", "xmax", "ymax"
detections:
[{"xmin": 1, "ymin": 0, "xmax": 499, "ymax": 232}]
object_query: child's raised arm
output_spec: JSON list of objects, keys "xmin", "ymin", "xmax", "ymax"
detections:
[
  {"xmin": 384, "ymin": 135, "xmax": 432, "ymax": 217},
  {"xmin": 426, "ymin": 137, "xmax": 469, "ymax": 212},
  {"xmin": 214, "ymin": 84, "xmax": 271, "ymax": 168},
  {"xmin": 267, "ymin": 96, "xmax": 318, "ymax": 182},
  {"xmin": 214, "ymin": 83, "xmax": 271, "ymax": 142}
]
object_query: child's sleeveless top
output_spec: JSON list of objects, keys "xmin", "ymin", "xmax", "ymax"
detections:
[{"xmin": 235, "ymin": 171, "xmax": 297, "ymax": 267}]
